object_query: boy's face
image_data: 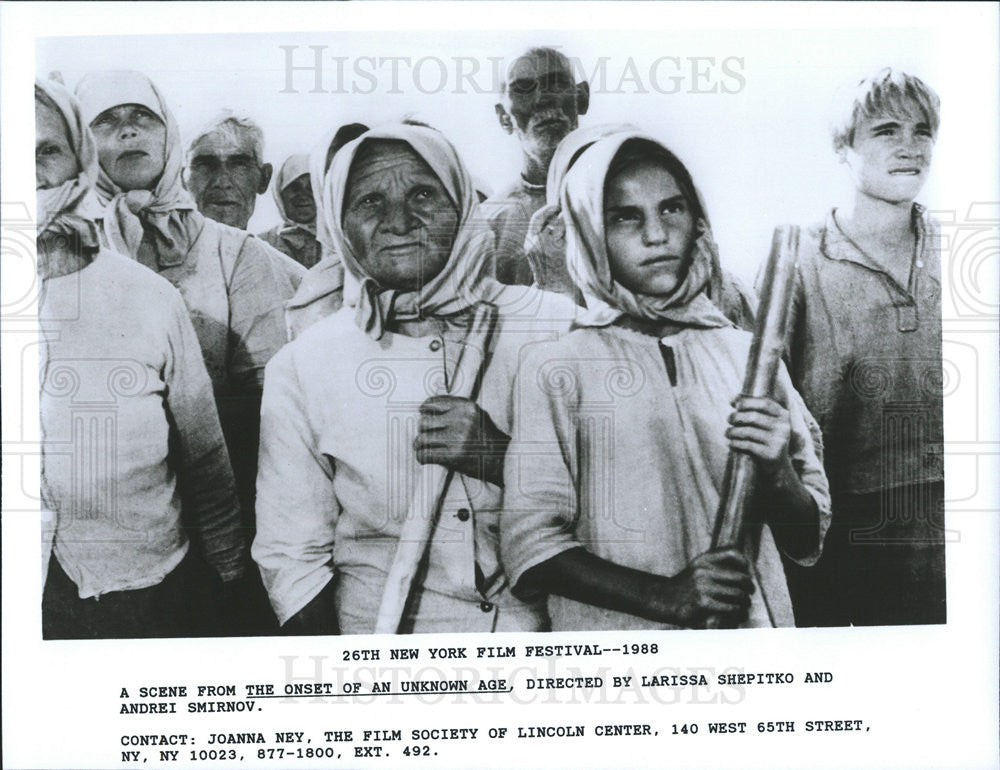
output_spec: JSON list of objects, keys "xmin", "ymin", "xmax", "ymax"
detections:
[
  {"xmin": 604, "ymin": 159, "xmax": 695, "ymax": 297},
  {"xmin": 842, "ymin": 111, "xmax": 935, "ymax": 205}
]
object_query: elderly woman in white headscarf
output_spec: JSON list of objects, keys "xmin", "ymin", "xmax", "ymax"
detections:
[
  {"xmin": 36, "ymin": 78, "xmax": 246, "ymax": 639},
  {"xmin": 501, "ymin": 130, "xmax": 830, "ymax": 632},
  {"xmin": 258, "ymin": 152, "xmax": 323, "ymax": 269},
  {"xmin": 253, "ymin": 123, "xmax": 576, "ymax": 635}
]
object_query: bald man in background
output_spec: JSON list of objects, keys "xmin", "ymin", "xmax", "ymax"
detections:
[{"xmin": 483, "ymin": 47, "xmax": 590, "ymax": 286}]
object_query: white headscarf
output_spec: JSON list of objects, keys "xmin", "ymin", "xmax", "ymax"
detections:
[
  {"xmin": 75, "ymin": 70, "xmax": 202, "ymax": 267},
  {"xmin": 309, "ymin": 131, "xmax": 340, "ymax": 262},
  {"xmin": 545, "ymin": 122, "xmax": 641, "ymax": 208},
  {"xmin": 560, "ymin": 130, "xmax": 731, "ymax": 329},
  {"xmin": 324, "ymin": 124, "xmax": 502, "ymax": 339},
  {"xmin": 272, "ymin": 152, "xmax": 315, "ymax": 235},
  {"xmin": 308, "ymin": 122, "xmax": 371, "ymax": 262},
  {"xmin": 35, "ymin": 78, "xmax": 103, "ymax": 244}
]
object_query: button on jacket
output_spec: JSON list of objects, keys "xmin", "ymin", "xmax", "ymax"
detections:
[{"xmin": 253, "ymin": 286, "xmax": 575, "ymax": 632}]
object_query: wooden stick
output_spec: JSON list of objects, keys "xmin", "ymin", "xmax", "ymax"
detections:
[
  {"xmin": 374, "ymin": 303, "xmax": 499, "ymax": 634},
  {"xmin": 706, "ymin": 225, "xmax": 800, "ymax": 628}
]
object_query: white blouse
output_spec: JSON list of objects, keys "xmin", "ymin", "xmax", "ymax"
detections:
[
  {"xmin": 502, "ymin": 323, "xmax": 831, "ymax": 631},
  {"xmin": 253, "ymin": 285, "xmax": 576, "ymax": 632}
]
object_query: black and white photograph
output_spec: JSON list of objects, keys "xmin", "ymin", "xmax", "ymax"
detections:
[{"xmin": 2, "ymin": 2, "xmax": 998, "ymax": 769}]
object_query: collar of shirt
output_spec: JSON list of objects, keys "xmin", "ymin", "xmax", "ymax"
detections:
[
  {"xmin": 519, "ymin": 174, "xmax": 547, "ymax": 196},
  {"xmin": 821, "ymin": 204, "xmax": 929, "ymax": 295}
]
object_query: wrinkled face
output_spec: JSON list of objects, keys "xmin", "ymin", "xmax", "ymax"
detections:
[
  {"xmin": 280, "ymin": 173, "xmax": 316, "ymax": 225},
  {"xmin": 186, "ymin": 130, "xmax": 270, "ymax": 229},
  {"xmin": 842, "ymin": 109, "xmax": 935, "ymax": 205},
  {"xmin": 498, "ymin": 51, "xmax": 585, "ymax": 167},
  {"xmin": 604, "ymin": 159, "xmax": 696, "ymax": 296},
  {"xmin": 90, "ymin": 103, "xmax": 166, "ymax": 191},
  {"xmin": 36, "ymin": 100, "xmax": 78, "ymax": 190},
  {"xmin": 342, "ymin": 141, "xmax": 459, "ymax": 291}
]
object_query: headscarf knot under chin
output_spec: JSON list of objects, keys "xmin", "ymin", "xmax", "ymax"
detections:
[
  {"xmin": 75, "ymin": 70, "xmax": 202, "ymax": 266},
  {"xmin": 35, "ymin": 78, "xmax": 103, "ymax": 249}
]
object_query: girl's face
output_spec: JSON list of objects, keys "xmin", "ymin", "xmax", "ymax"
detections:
[
  {"xmin": 604, "ymin": 158, "xmax": 696, "ymax": 296},
  {"xmin": 36, "ymin": 100, "xmax": 78, "ymax": 190},
  {"xmin": 89, "ymin": 103, "xmax": 166, "ymax": 191}
]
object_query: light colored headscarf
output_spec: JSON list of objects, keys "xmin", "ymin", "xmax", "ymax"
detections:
[
  {"xmin": 560, "ymin": 130, "xmax": 731, "ymax": 329},
  {"xmin": 324, "ymin": 124, "xmax": 501, "ymax": 339},
  {"xmin": 523, "ymin": 123, "xmax": 639, "ymax": 293},
  {"xmin": 35, "ymin": 78, "xmax": 103, "ymax": 244},
  {"xmin": 308, "ymin": 122, "xmax": 371, "ymax": 262},
  {"xmin": 75, "ymin": 70, "xmax": 202, "ymax": 267},
  {"xmin": 272, "ymin": 153, "xmax": 315, "ymax": 235},
  {"xmin": 308, "ymin": 130, "xmax": 339, "ymax": 260},
  {"xmin": 283, "ymin": 126, "xmax": 370, "ymax": 322},
  {"xmin": 546, "ymin": 122, "xmax": 640, "ymax": 209}
]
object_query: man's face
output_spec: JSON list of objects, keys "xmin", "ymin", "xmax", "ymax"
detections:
[
  {"xmin": 185, "ymin": 129, "xmax": 271, "ymax": 229},
  {"xmin": 280, "ymin": 173, "xmax": 316, "ymax": 225},
  {"xmin": 496, "ymin": 51, "xmax": 589, "ymax": 168},
  {"xmin": 841, "ymin": 110, "xmax": 935, "ymax": 206}
]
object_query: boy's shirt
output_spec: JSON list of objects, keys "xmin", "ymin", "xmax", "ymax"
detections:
[{"xmin": 773, "ymin": 204, "xmax": 944, "ymax": 495}]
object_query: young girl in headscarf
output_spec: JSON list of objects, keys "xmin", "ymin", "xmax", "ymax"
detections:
[
  {"xmin": 36, "ymin": 78, "xmax": 246, "ymax": 638},
  {"xmin": 501, "ymin": 131, "xmax": 830, "ymax": 631},
  {"xmin": 523, "ymin": 123, "xmax": 639, "ymax": 300},
  {"xmin": 253, "ymin": 124, "xmax": 576, "ymax": 635},
  {"xmin": 258, "ymin": 152, "xmax": 323, "ymax": 269},
  {"xmin": 525, "ymin": 123, "xmax": 759, "ymax": 328}
]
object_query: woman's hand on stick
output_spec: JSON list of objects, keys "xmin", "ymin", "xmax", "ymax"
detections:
[{"xmin": 414, "ymin": 395, "xmax": 510, "ymax": 486}]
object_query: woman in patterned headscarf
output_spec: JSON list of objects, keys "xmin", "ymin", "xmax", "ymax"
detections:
[
  {"xmin": 253, "ymin": 123, "xmax": 576, "ymax": 635},
  {"xmin": 501, "ymin": 130, "xmax": 830, "ymax": 632},
  {"xmin": 36, "ymin": 78, "xmax": 245, "ymax": 639}
]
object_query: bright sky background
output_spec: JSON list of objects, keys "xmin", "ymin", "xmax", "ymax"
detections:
[{"xmin": 36, "ymin": 26, "xmax": 971, "ymax": 283}]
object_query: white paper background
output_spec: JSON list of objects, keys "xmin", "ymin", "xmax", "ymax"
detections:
[{"xmin": 2, "ymin": 3, "xmax": 998, "ymax": 769}]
